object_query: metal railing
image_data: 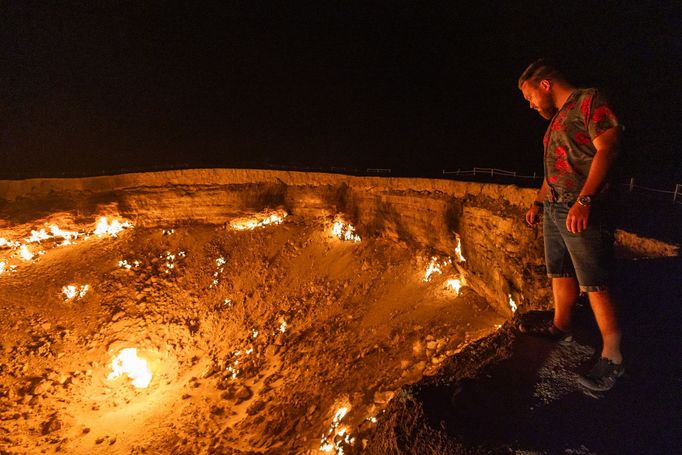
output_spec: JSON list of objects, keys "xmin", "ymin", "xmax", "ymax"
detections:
[{"xmin": 442, "ymin": 168, "xmax": 681, "ymax": 204}]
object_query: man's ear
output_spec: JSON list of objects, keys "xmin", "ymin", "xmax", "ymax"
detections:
[{"xmin": 539, "ymin": 79, "xmax": 551, "ymax": 91}]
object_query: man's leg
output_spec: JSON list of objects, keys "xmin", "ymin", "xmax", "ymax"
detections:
[
  {"xmin": 587, "ymin": 289, "xmax": 622, "ymax": 363},
  {"xmin": 552, "ymin": 276, "xmax": 580, "ymax": 332}
]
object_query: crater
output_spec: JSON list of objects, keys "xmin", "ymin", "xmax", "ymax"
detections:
[{"xmin": 0, "ymin": 169, "xmax": 668, "ymax": 453}]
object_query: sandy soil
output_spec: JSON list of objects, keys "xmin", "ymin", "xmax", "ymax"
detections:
[{"xmin": 0, "ymin": 214, "xmax": 503, "ymax": 454}]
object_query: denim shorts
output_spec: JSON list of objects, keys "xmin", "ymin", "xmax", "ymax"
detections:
[{"xmin": 543, "ymin": 200, "xmax": 615, "ymax": 292}]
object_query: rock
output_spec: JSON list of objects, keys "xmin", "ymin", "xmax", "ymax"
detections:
[
  {"xmin": 235, "ymin": 385, "xmax": 253, "ymax": 404},
  {"xmin": 373, "ymin": 390, "xmax": 394, "ymax": 405},
  {"xmin": 412, "ymin": 340, "xmax": 423, "ymax": 356},
  {"xmin": 41, "ymin": 415, "xmax": 61, "ymax": 435}
]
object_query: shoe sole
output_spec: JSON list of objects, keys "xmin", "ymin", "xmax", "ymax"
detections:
[{"xmin": 577, "ymin": 369, "xmax": 624, "ymax": 392}]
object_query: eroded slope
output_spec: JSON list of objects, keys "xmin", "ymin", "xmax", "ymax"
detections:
[{"xmin": 0, "ymin": 214, "xmax": 502, "ymax": 454}]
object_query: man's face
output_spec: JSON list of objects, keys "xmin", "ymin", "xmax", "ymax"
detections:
[{"xmin": 520, "ymin": 80, "xmax": 556, "ymax": 120}]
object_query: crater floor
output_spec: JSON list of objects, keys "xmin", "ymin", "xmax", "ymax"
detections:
[{"xmin": 0, "ymin": 215, "xmax": 503, "ymax": 454}]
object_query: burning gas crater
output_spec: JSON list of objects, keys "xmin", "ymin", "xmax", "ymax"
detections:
[
  {"xmin": 0, "ymin": 216, "xmax": 131, "ymax": 276},
  {"xmin": 0, "ymin": 206, "xmax": 504, "ymax": 454}
]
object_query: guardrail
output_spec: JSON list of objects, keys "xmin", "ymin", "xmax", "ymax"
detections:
[{"xmin": 442, "ymin": 168, "xmax": 681, "ymax": 205}]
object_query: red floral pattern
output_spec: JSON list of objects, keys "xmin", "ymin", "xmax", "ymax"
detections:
[{"xmin": 544, "ymin": 89, "xmax": 619, "ymax": 194}]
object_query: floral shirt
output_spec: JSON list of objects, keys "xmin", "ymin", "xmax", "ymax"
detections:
[{"xmin": 543, "ymin": 88, "xmax": 619, "ymax": 196}]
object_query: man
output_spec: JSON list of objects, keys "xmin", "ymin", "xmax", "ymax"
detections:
[{"xmin": 518, "ymin": 59, "xmax": 623, "ymax": 392}]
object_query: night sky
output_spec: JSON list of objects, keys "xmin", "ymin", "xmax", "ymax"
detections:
[{"xmin": 1, "ymin": 1, "xmax": 680, "ymax": 182}]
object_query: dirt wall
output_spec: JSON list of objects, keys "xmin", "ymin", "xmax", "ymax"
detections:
[{"xmin": 0, "ymin": 169, "xmax": 552, "ymax": 315}]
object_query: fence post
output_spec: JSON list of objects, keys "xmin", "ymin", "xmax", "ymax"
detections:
[
  {"xmin": 629, "ymin": 177, "xmax": 635, "ymax": 192},
  {"xmin": 674, "ymin": 184, "xmax": 681, "ymax": 203},
  {"xmin": 490, "ymin": 168, "xmax": 494, "ymax": 176}
]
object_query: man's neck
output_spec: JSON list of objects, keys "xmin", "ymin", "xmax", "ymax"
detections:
[{"xmin": 552, "ymin": 83, "xmax": 577, "ymax": 110}]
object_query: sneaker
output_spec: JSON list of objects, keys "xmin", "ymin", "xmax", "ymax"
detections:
[
  {"xmin": 518, "ymin": 321, "xmax": 573, "ymax": 344},
  {"xmin": 577, "ymin": 357, "xmax": 624, "ymax": 392}
]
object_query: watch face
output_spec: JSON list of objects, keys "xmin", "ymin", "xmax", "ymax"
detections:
[{"xmin": 578, "ymin": 196, "xmax": 591, "ymax": 205}]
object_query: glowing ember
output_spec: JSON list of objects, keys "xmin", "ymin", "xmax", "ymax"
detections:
[
  {"xmin": 107, "ymin": 348, "xmax": 153, "ymax": 388},
  {"xmin": 0, "ymin": 261, "xmax": 5, "ymax": 275},
  {"xmin": 331, "ymin": 217, "xmax": 361, "ymax": 243},
  {"xmin": 279, "ymin": 320, "xmax": 287, "ymax": 333},
  {"xmin": 19, "ymin": 245, "xmax": 34, "ymax": 261},
  {"xmin": 445, "ymin": 278, "xmax": 463, "ymax": 295},
  {"xmin": 454, "ymin": 235, "xmax": 466, "ymax": 262},
  {"xmin": 230, "ymin": 209, "xmax": 287, "ymax": 231},
  {"xmin": 508, "ymin": 294, "xmax": 518, "ymax": 313},
  {"xmin": 62, "ymin": 284, "xmax": 90, "ymax": 301},
  {"xmin": 94, "ymin": 217, "xmax": 132, "ymax": 237}
]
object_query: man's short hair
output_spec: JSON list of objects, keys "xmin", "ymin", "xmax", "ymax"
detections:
[{"xmin": 518, "ymin": 59, "xmax": 564, "ymax": 88}]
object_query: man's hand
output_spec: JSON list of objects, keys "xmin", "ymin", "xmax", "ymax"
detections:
[
  {"xmin": 566, "ymin": 202, "xmax": 590, "ymax": 233},
  {"xmin": 525, "ymin": 204, "xmax": 542, "ymax": 226}
]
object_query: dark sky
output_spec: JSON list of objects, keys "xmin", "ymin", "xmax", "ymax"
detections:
[{"xmin": 1, "ymin": 1, "xmax": 680, "ymax": 181}]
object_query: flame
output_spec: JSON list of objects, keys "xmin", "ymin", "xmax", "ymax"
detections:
[
  {"xmin": 0, "ymin": 261, "xmax": 5, "ymax": 275},
  {"xmin": 0, "ymin": 238, "xmax": 18, "ymax": 248},
  {"xmin": 423, "ymin": 257, "xmax": 442, "ymax": 282},
  {"xmin": 424, "ymin": 256, "xmax": 453, "ymax": 282},
  {"xmin": 279, "ymin": 320, "xmax": 287, "ymax": 333},
  {"xmin": 508, "ymin": 294, "xmax": 518, "ymax": 313},
  {"xmin": 94, "ymin": 217, "xmax": 132, "ymax": 237},
  {"xmin": 62, "ymin": 284, "xmax": 90, "ymax": 301},
  {"xmin": 320, "ymin": 405, "xmax": 354, "ymax": 453},
  {"xmin": 454, "ymin": 235, "xmax": 466, "ymax": 262},
  {"xmin": 50, "ymin": 225, "xmax": 80, "ymax": 245},
  {"xmin": 27, "ymin": 229, "xmax": 50, "ymax": 243},
  {"xmin": 19, "ymin": 245, "xmax": 34, "ymax": 261},
  {"xmin": 230, "ymin": 209, "xmax": 287, "ymax": 231},
  {"xmin": 331, "ymin": 217, "xmax": 361, "ymax": 243},
  {"xmin": 107, "ymin": 348, "xmax": 153, "ymax": 388},
  {"xmin": 445, "ymin": 278, "xmax": 463, "ymax": 295}
]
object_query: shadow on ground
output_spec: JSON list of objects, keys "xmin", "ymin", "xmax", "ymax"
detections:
[{"xmin": 376, "ymin": 256, "xmax": 682, "ymax": 454}]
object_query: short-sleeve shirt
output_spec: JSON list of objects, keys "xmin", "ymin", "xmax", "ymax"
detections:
[{"xmin": 543, "ymin": 88, "xmax": 619, "ymax": 195}]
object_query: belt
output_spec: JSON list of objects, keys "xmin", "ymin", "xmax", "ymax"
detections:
[{"xmin": 548, "ymin": 187, "xmax": 577, "ymax": 203}]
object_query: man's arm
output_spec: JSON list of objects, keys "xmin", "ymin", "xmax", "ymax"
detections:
[
  {"xmin": 578, "ymin": 126, "xmax": 621, "ymax": 198},
  {"xmin": 526, "ymin": 178, "xmax": 549, "ymax": 226},
  {"xmin": 566, "ymin": 126, "xmax": 621, "ymax": 233}
]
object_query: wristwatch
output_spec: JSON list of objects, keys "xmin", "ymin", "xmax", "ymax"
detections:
[{"xmin": 577, "ymin": 195, "xmax": 592, "ymax": 207}]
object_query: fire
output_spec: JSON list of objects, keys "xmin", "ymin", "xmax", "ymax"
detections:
[
  {"xmin": 62, "ymin": 284, "xmax": 90, "ymax": 301},
  {"xmin": 320, "ymin": 405, "xmax": 354, "ymax": 454},
  {"xmin": 424, "ymin": 256, "xmax": 452, "ymax": 282},
  {"xmin": 27, "ymin": 229, "xmax": 50, "ymax": 243},
  {"xmin": 19, "ymin": 245, "xmax": 34, "ymax": 261},
  {"xmin": 454, "ymin": 235, "xmax": 466, "ymax": 262},
  {"xmin": 107, "ymin": 348, "xmax": 153, "ymax": 388},
  {"xmin": 0, "ymin": 261, "xmax": 5, "ymax": 275},
  {"xmin": 230, "ymin": 209, "xmax": 287, "ymax": 231},
  {"xmin": 508, "ymin": 294, "xmax": 518, "ymax": 313},
  {"xmin": 0, "ymin": 238, "xmax": 18, "ymax": 248},
  {"xmin": 50, "ymin": 225, "xmax": 80, "ymax": 245},
  {"xmin": 211, "ymin": 256, "xmax": 226, "ymax": 287},
  {"xmin": 94, "ymin": 217, "xmax": 132, "ymax": 237},
  {"xmin": 331, "ymin": 217, "xmax": 361, "ymax": 243},
  {"xmin": 445, "ymin": 278, "xmax": 463, "ymax": 295}
]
